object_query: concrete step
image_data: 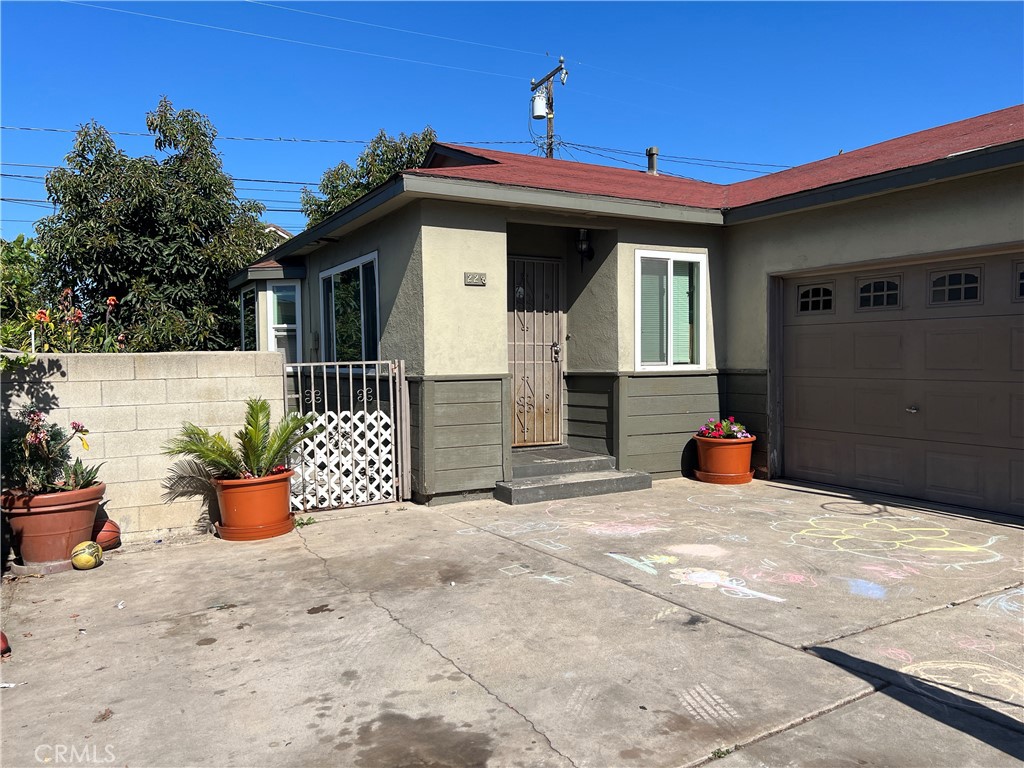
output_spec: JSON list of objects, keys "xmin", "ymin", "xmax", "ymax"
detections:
[
  {"xmin": 511, "ymin": 453, "xmax": 617, "ymax": 479},
  {"xmin": 494, "ymin": 469, "xmax": 652, "ymax": 505}
]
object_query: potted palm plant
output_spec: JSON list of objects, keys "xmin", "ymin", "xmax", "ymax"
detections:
[
  {"xmin": 693, "ymin": 416, "xmax": 756, "ymax": 485},
  {"xmin": 163, "ymin": 398, "xmax": 322, "ymax": 541},
  {"xmin": 1, "ymin": 408, "xmax": 104, "ymax": 574}
]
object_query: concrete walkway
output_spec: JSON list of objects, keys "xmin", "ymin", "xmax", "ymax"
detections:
[{"xmin": 1, "ymin": 478, "xmax": 1021, "ymax": 767}]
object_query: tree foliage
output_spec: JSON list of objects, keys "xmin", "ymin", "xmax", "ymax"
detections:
[
  {"xmin": 34, "ymin": 98, "xmax": 274, "ymax": 351},
  {"xmin": 0, "ymin": 235, "xmax": 43, "ymax": 348},
  {"xmin": 301, "ymin": 126, "xmax": 437, "ymax": 227}
]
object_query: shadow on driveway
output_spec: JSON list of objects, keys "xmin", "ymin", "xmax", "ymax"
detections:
[{"xmin": 810, "ymin": 647, "xmax": 1024, "ymax": 761}]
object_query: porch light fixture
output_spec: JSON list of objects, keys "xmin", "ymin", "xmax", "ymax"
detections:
[{"xmin": 576, "ymin": 228, "xmax": 594, "ymax": 261}]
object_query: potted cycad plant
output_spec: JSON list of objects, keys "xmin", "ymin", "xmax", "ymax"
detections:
[
  {"xmin": 693, "ymin": 416, "xmax": 756, "ymax": 485},
  {"xmin": 1, "ymin": 408, "xmax": 104, "ymax": 573},
  {"xmin": 163, "ymin": 398, "xmax": 322, "ymax": 541}
]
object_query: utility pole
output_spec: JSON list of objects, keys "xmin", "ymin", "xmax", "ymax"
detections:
[{"xmin": 530, "ymin": 56, "xmax": 568, "ymax": 159}]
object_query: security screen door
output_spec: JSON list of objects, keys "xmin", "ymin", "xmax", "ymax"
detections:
[{"xmin": 508, "ymin": 257, "xmax": 564, "ymax": 447}]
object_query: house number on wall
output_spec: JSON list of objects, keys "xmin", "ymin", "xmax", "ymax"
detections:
[{"xmin": 464, "ymin": 272, "xmax": 487, "ymax": 286}]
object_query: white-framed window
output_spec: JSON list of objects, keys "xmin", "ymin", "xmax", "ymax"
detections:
[
  {"xmin": 239, "ymin": 285, "xmax": 258, "ymax": 351},
  {"xmin": 320, "ymin": 252, "xmax": 379, "ymax": 362},
  {"xmin": 634, "ymin": 248, "xmax": 707, "ymax": 371},
  {"xmin": 266, "ymin": 280, "xmax": 302, "ymax": 363}
]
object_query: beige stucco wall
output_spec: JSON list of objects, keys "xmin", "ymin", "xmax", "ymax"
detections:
[
  {"xmin": 387, "ymin": 201, "xmax": 728, "ymax": 377},
  {"xmin": 420, "ymin": 200, "xmax": 508, "ymax": 376},
  {"xmin": 303, "ymin": 202, "xmax": 425, "ymax": 373},
  {"xmin": 723, "ymin": 167, "xmax": 1024, "ymax": 369}
]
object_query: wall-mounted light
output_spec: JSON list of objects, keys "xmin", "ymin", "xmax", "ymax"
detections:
[{"xmin": 575, "ymin": 228, "xmax": 595, "ymax": 262}]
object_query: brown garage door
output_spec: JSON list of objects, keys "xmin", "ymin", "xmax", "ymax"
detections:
[{"xmin": 782, "ymin": 252, "xmax": 1024, "ymax": 516}]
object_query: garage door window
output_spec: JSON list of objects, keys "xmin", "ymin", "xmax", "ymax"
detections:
[
  {"xmin": 857, "ymin": 276, "xmax": 901, "ymax": 310},
  {"xmin": 1015, "ymin": 260, "xmax": 1024, "ymax": 302},
  {"xmin": 929, "ymin": 267, "xmax": 981, "ymax": 305},
  {"xmin": 797, "ymin": 282, "xmax": 834, "ymax": 314},
  {"xmin": 635, "ymin": 249, "xmax": 706, "ymax": 370}
]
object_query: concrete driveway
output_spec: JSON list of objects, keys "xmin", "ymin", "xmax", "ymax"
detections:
[{"xmin": 1, "ymin": 478, "xmax": 1021, "ymax": 767}]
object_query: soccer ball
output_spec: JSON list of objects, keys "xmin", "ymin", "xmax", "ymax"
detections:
[{"xmin": 70, "ymin": 541, "xmax": 103, "ymax": 570}]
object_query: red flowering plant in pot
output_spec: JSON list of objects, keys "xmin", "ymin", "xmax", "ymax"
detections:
[
  {"xmin": 162, "ymin": 398, "xmax": 322, "ymax": 541},
  {"xmin": 693, "ymin": 416, "xmax": 756, "ymax": 485},
  {"xmin": 1, "ymin": 408, "xmax": 105, "ymax": 574}
]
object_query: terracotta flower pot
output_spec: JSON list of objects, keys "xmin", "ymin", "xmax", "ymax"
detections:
[
  {"xmin": 213, "ymin": 471, "xmax": 294, "ymax": 541},
  {"xmin": 1, "ymin": 483, "xmax": 106, "ymax": 574},
  {"xmin": 694, "ymin": 436, "xmax": 756, "ymax": 484}
]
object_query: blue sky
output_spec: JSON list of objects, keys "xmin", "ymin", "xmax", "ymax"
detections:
[{"xmin": 2, "ymin": 1, "xmax": 1022, "ymax": 239}]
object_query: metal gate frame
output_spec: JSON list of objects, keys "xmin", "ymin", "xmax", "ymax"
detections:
[{"xmin": 285, "ymin": 360, "xmax": 411, "ymax": 511}]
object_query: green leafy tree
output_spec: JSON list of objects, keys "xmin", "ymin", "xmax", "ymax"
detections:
[
  {"xmin": 301, "ymin": 126, "xmax": 437, "ymax": 227},
  {"xmin": 0, "ymin": 235, "xmax": 44, "ymax": 348},
  {"xmin": 34, "ymin": 98, "xmax": 274, "ymax": 351}
]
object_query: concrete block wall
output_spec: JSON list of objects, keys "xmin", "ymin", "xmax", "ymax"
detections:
[{"xmin": 2, "ymin": 352, "xmax": 286, "ymax": 542}]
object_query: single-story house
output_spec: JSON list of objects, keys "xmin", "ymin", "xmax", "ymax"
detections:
[{"xmin": 232, "ymin": 105, "xmax": 1024, "ymax": 516}]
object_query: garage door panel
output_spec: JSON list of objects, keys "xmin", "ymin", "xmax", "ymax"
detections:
[
  {"xmin": 788, "ymin": 328, "xmax": 841, "ymax": 373},
  {"xmin": 925, "ymin": 450, "xmax": 985, "ymax": 504},
  {"xmin": 854, "ymin": 331, "xmax": 903, "ymax": 370},
  {"xmin": 785, "ymin": 376, "xmax": 908, "ymax": 435},
  {"xmin": 923, "ymin": 447, "xmax": 1021, "ymax": 514},
  {"xmin": 914, "ymin": 381, "xmax": 1022, "ymax": 450},
  {"xmin": 852, "ymin": 383, "xmax": 906, "ymax": 430},
  {"xmin": 783, "ymin": 430, "xmax": 844, "ymax": 483},
  {"xmin": 784, "ymin": 379, "xmax": 845, "ymax": 429},
  {"xmin": 1011, "ymin": 461, "xmax": 1024, "ymax": 507},
  {"xmin": 784, "ymin": 315, "xmax": 1023, "ymax": 383},
  {"xmin": 1011, "ymin": 394, "xmax": 1024, "ymax": 440},
  {"xmin": 852, "ymin": 442, "xmax": 914, "ymax": 491},
  {"xmin": 782, "ymin": 253, "xmax": 1023, "ymax": 517},
  {"xmin": 925, "ymin": 329, "xmax": 984, "ymax": 371}
]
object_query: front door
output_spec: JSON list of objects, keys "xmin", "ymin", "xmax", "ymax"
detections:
[{"xmin": 508, "ymin": 257, "xmax": 564, "ymax": 447}]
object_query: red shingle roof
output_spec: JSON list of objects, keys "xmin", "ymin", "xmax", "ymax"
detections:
[{"xmin": 409, "ymin": 105, "xmax": 1023, "ymax": 212}]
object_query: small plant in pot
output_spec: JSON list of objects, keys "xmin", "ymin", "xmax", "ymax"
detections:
[
  {"xmin": 693, "ymin": 416, "xmax": 756, "ymax": 485},
  {"xmin": 1, "ymin": 408, "xmax": 105, "ymax": 574},
  {"xmin": 162, "ymin": 398, "xmax": 322, "ymax": 541}
]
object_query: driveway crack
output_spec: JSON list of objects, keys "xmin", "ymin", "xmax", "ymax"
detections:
[{"xmin": 294, "ymin": 528, "xmax": 578, "ymax": 768}]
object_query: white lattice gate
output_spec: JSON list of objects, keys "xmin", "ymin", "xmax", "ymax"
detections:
[{"xmin": 286, "ymin": 361, "xmax": 411, "ymax": 510}]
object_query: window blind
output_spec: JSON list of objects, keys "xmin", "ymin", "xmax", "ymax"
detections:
[
  {"xmin": 640, "ymin": 258, "xmax": 667, "ymax": 365},
  {"xmin": 672, "ymin": 261, "xmax": 694, "ymax": 364}
]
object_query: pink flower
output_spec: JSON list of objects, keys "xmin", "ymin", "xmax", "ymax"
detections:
[
  {"xmin": 71, "ymin": 421, "xmax": 85, "ymax": 433},
  {"xmin": 106, "ymin": 296, "xmax": 118, "ymax": 308}
]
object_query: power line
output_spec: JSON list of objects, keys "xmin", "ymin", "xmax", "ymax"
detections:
[
  {"xmin": 561, "ymin": 141, "xmax": 788, "ymax": 175},
  {"xmin": 1, "ymin": 125, "xmax": 534, "ymax": 149},
  {"xmin": 62, "ymin": 1, "xmax": 523, "ymax": 81},
  {"xmin": 245, "ymin": 1, "xmax": 549, "ymax": 59},
  {"xmin": 0, "ymin": 161, "xmax": 320, "ymax": 187},
  {"xmin": 2, "ymin": 125, "xmax": 368, "ymax": 144},
  {"xmin": 0, "ymin": 194, "xmax": 303, "ymax": 209}
]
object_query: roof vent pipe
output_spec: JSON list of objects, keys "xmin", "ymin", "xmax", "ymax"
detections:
[{"xmin": 646, "ymin": 146, "xmax": 659, "ymax": 175}]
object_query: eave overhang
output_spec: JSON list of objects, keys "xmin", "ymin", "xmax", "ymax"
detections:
[{"xmin": 724, "ymin": 140, "xmax": 1024, "ymax": 225}]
